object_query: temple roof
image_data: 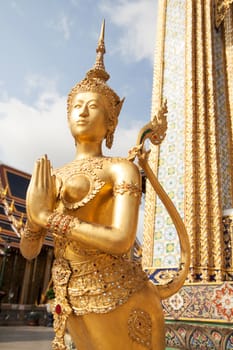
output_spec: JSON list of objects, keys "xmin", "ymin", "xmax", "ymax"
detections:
[{"xmin": 0, "ymin": 163, "xmax": 53, "ymax": 249}]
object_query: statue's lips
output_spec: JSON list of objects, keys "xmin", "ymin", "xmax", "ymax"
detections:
[{"xmin": 77, "ymin": 120, "xmax": 88, "ymax": 125}]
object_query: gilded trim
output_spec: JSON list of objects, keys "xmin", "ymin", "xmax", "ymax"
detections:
[
  {"xmin": 224, "ymin": 7, "xmax": 233, "ymax": 203},
  {"xmin": 213, "ymin": 22, "xmax": 233, "ymax": 209},
  {"xmin": 204, "ymin": 0, "xmax": 223, "ymax": 282},
  {"xmin": 215, "ymin": 0, "xmax": 233, "ymax": 28},
  {"xmin": 128, "ymin": 309, "xmax": 152, "ymax": 349},
  {"xmin": 185, "ymin": 0, "xmax": 223, "ymax": 281},
  {"xmin": 184, "ymin": 0, "xmax": 197, "ymax": 282},
  {"xmin": 196, "ymin": 0, "xmax": 210, "ymax": 281}
]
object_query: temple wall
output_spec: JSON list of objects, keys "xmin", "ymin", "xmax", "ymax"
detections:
[
  {"xmin": 144, "ymin": 0, "xmax": 233, "ymax": 282},
  {"xmin": 144, "ymin": 0, "xmax": 186, "ymax": 269}
]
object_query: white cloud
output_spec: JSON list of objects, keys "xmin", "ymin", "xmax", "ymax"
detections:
[
  {"xmin": 99, "ymin": 0, "xmax": 157, "ymax": 63},
  {"xmin": 24, "ymin": 75, "xmax": 58, "ymax": 93},
  {"xmin": 24, "ymin": 75, "xmax": 60, "ymax": 107},
  {"xmin": 0, "ymin": 94, "xmax": 73, "ymax": 173},
  {"xmin": 0, "ymin": 92, "xmax": 144, "ymax": 174},
  {"xmin": 48, "ymin": 14, "xmax": 72, "ymax": 40}
]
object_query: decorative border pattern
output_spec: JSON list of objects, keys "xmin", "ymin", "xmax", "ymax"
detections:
[
  {"xmin": 165, "ymin": 321, "xmax": 233, "ymax": 350},
  {"xmin": 162, "ymin": 282, "xmax": 233, "ymax": 322}
]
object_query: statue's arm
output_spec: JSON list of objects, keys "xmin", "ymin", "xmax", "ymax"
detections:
[
  {"xmin": 20, "ymin": 156, "xmax": 141, "ymax": 256},
  {"xmin": 20, "ymin": 223, "xmax": 46, "ymax": 260},
  {"xmin": 57, "ymin": 161, "xmax": 141, "ymax": 255},
  {"xmin": 20, "ymin": 155, "xmax": 56, "ymax": 260}
]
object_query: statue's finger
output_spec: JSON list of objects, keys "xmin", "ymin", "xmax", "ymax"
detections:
[
  {"xmin": 34, "ymin": 159, "xmax": 41, "ymax": 187},
  {"xmin": 40, "ymin": 156, "xmax": 46, "ymax": 189},
  {"xmin": 46, "ymin": 157, "xmax": 52, "ymax": 189}
]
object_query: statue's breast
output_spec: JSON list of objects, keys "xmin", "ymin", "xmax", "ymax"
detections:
[
  {"xmin": 63, "ymin": 174, "xmax": 91, "ymax": 203},
  {"xmin": 60, "ymin": 172, "xmax": 105, "ymax": 210},
  {"xmin": 55, "ymin": 158, "xmax": 106, "ymax": 210}
]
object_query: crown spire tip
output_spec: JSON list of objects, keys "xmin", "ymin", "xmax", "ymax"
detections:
[
  {"xmin": 99, "ymin": 19, "xmax": 105, "ymax": 43},
  {"xmin": 86, "ymin": 19, "xmax": 109, "ymax": 81}
]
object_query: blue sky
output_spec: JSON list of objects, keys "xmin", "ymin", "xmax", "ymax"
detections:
[{"xmin": 0, "ymin": 0, "xmax": 158, "ymax": 173}]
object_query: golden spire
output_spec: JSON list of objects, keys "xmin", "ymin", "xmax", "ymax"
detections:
[
  {"xmin": 86, "ymin": 20, "xmax": 110, "ymax": 82},
  {"xmin": 67, "ymin": 20, "xmax": 124, "ymax": 149}
]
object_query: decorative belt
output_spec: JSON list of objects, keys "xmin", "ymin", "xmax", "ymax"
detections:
[{"xmin": 51, "ymin": 254, "xmax": 148, "ymax": 349}]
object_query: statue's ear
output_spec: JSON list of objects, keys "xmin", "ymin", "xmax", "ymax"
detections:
[{"xmin": 105, "ymin": 130, "xmax": 113, "ymax": 149}]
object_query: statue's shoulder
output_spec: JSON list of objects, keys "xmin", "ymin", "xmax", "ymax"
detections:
[{"xmin": 106, "ymin": 156, "xmax": 140, "ymax": 182}]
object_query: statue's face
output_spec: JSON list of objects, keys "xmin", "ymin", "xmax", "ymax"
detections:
[{"xmin": 68, "ymin": 91, "xmax": 108, "ymax": 143}]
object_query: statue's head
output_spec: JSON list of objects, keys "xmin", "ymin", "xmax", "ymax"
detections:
[{"xmin": 67, "ymin": 21, "xmax": 124, "ymax": 149}]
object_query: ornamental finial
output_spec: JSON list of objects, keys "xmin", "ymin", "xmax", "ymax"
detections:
[
  {"xmin": 86, "ymin": 20, "xmax": 110, "ymax": 82},
  {"xmin": 67, "ymin": 20, "xmax": 124, "ymax": 148}
]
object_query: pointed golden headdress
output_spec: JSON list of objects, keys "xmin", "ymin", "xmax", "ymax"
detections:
[{"xmin": 67, "ymin": 20, "xmax": 124, "ymax": 148}]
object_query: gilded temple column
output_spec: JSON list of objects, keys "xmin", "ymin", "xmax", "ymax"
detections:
[
  {"xmin": 184, "ymin": 0, "xmax": 197, "ymax": 280},
  {"xmin": 185, "ymin": 0, "xmax": 223, "ymax": 282},
  {"xmin": 144, "ymin": 0, "xmax": 232, "ymax": 283},
  {"xmin": 217, "ymin": 0, "xmax": 233, "ymax": 279},
  {"xmin": 222, "ymin": 212, "xmax": 233, "ymax": 279},
  {"xmin": 222, "ymin": 4, "xmax": 233, "ymax": 200}
]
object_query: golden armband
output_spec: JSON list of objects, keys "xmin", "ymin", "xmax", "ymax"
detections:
[{"xmin": 113, "ymin": 181, "xmax": 141, "ymax": 197}]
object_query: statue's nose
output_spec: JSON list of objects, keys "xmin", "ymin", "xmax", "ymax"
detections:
[{"xmin": 79, "ymin": 104, "xmax": 88, "ymax": 117}]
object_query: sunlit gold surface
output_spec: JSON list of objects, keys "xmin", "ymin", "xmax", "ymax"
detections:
[
  {"xmin": 19, "ymin": 88, "xmax": 167, "ymax": 348},
  {"xmin": 18, "ymin": 21, "xmax": 186, "ymax": 349},
  {"xmin": 184, "ymin": 0, "xmax": 224, "ymax": 282}
]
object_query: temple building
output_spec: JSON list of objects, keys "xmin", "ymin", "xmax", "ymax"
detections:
[
  {"xmin": 0, "ymin": 163, "xmax": 53, "ymax": 308},
  {"xmin": 143, "ymin": 0, "xmax": 233, "ymax": 349}
]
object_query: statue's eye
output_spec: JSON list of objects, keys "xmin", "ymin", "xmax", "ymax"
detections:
[
  {"xmin": 74, "ymin": 103, "xmax": 82, "ymax": 109},
  {"xmin": 89, "ymin": 103, "xmax": 97, "ymax": 109}
]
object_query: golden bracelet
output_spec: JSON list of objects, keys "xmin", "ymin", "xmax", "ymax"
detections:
[
  {"xmin": 23, "ymin": 222, "xmax": 44, "ymax": 241},
  {"xmin": 46, "ymin": 212, "xmax": 74, "ymax": 237}
]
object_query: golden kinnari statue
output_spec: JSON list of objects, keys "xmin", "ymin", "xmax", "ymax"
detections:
[{"xmin": 20, "ymin": 22, "xmax": 190, "ymax": 350}]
